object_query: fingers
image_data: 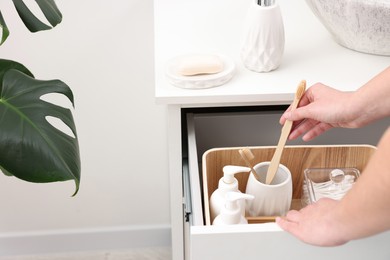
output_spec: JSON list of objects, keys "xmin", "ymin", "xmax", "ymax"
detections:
[
  {"xmin": 276, "ymin": 217, "xmax": 297, "ymax": 232},
  {"xmin": 302, "ymin": 122, "xmax": 333, "ymax": 141},
  {"xmin": 279, "ymin": 108, "xmax": 291, "ymax": 125},
  {"xmin": 280, "ymin": 83, "xmax": 320, "ymax": 122},
  {"xmin": 281, "ymin": 105, "xmax": 312, "ymax": 127},
  {"xmin": 276, "ymin": 210, "xmax": 301, "ymax": 234},
  {"xmin": 280, "ymin": 89, "xmax": 311, "ymax": 125},
  {"xmin": 280, "ymin": 84, "xmax": 335, "ymax": 140},
  {"xmin": 288, "ymin": 118, "xmax": 333, "ymax": 141},
  {"xmin": 288, "ymin": 118, "xmax": 317, "ymax": 140},
  {"xmin": 285, "ymin": 210, "xmax": 301, "ymax": 222},
  {"xmin": 278, "ymin": 199, "xmax": 345, "ymax": 246}
]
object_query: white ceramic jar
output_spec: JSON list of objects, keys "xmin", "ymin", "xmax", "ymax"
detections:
[
  {"xmin": 245, "ymin": 161, "xmax": 292, "ymax": 217},
  {"xmin": 240, "ymin": 0, "xmax": 285, "ymax": 72}
]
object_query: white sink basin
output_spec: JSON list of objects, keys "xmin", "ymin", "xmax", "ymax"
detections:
[{"xmin": 306, "ymin": 0, "xmax": 390, "ymax": 56}]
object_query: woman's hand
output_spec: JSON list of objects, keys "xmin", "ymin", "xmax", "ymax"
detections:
[
  {"xmin": 276, "ymin": 198, "xmax": 348, "ymax": 247},
  {"xmin": 282, "ymin": 66, "xmax": 390, "ymax": 141},
  {"xmin": 280, "ymin": 83, "xmax": 359, "ymax": 141}
]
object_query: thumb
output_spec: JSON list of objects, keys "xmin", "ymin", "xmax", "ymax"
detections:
[{"xmin": 276, "ymin": 216, "xmax": 298, "ymax": 234}]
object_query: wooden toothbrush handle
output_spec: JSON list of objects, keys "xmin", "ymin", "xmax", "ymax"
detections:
[
  {"xmin": 266, "ymin": 80, "xmax": 306, "ymax": 184},
  {"xmin": 265, "ymin": 120, "xmax": 292, "ymax": 184}
]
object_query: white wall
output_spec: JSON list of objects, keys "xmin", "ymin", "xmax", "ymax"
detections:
[{"xmin": 0, "ymin": 0, "xmax": 170, "ymax": 243}]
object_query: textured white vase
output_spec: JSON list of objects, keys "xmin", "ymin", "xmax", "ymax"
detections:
[{"xmin": 241, "ymin": 0, "xmax": 285, "ymax": 72}]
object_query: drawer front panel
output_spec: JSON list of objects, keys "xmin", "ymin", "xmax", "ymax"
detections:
[{"xmin": 190, "ymin": 226, "xmax": 390, "ymax": 260}]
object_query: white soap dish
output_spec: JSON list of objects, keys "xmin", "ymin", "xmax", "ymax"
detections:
[{"xmin": 165, "ymin": 54, "xmax": 235, "ymax": 89}]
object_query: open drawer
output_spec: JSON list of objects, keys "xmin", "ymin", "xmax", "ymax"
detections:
[
  {"xmin": 202, "ymin": 145, "xmax": 375, "ymax": 225},
  {"xmin": 183, "ymin": 108, "xmax": 390, "ymax": 260}
]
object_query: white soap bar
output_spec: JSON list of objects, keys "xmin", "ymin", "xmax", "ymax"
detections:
[{"xmin": 177, "ymin": 55, "xmax": 224, "ymax": 76}]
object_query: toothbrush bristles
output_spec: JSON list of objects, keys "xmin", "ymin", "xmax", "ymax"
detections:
[
  {"xmin": 242, "ymin": 148, "xmax": 255, "ymax": 160},
  {"xmin": 296, "ymin": 80, "xmax": 306, "ymax": 99}
]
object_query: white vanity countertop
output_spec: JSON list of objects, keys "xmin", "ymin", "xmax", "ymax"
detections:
[{"xmin": 154, "ymin": 0, "xmax": 389, "ymax": 106}]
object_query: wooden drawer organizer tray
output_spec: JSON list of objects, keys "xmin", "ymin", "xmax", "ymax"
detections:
[{"xmin": 202, "ymin": 145, "xmax": 376, "ymax": 225}]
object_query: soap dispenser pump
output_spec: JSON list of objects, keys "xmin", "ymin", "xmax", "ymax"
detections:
[
  {"xmin": 209, "ymin": 165, "xmax": 250, "ymax": 222},
  {"xmin": 212, "ymin": 192, "xmax": 254, "ymax": 225}
]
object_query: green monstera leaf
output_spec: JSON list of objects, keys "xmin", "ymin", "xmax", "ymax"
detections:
[
  {"xmin": 0, "ymin": 0, "xmax": 62, "ymax": 45},
  {"xmin": 0, "ymin": 11, "xmax": 10, "ymax": 45},
  {"xmin": 0, "ymin": 59, "xmax": 80, "ymax": 195}
]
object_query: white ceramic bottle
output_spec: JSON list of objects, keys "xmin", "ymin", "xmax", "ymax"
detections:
[
  {"xmin": 212, "ymin": 192, "xmax": 254, "ymax": 225},
  {"xmin": 209, "ymin": 165, "xmax": 250, "ymax": 222}
]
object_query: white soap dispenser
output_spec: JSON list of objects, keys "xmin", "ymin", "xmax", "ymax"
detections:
[
  {"xmin": 209, "ymin": 165, "xmax": 250, "ymax": 222},
  {"xmin": 212, "ymin": 192, "xmax": 254, "ymax": 225}
]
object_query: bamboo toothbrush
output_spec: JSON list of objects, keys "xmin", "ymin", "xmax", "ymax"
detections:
[
  {"xmin": 265, "ymin": 80, "xmax": 306, "ymax": 185},
  {"xmin": 238, "ymin": 148, "xmax": 260, "ymax": 181}
]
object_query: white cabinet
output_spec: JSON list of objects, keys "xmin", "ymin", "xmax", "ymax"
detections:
[{"xmin": 154, "ymin": 1, "xmax": 390, "ymax": 259}]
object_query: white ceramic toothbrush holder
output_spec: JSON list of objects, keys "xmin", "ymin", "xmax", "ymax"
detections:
[
  {"xmin": 245, "ymin": 161, "xmax": 292, "ymax": 217},
  {"xmin": 240, "ymin": 0, "xmax": 285, "ymax": 72}
]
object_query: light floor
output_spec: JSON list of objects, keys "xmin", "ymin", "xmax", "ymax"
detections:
[{"xmin": 0, "ymin": 247, "xmax": 171, "ymax": 260}]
